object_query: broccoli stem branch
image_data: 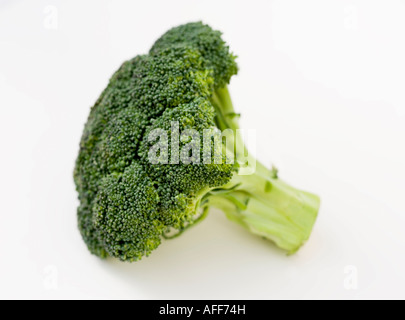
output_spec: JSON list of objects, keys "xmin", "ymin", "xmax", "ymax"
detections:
[
  {"xmin": 212, "ymin": 86, "xmax": 240, "ymax": 133},
  {"xmin": 206, "ymin": 166, "xmax": 320, "ymax": 253},
  {"xmin": 208, "ymin": 85, "xmax": 320, "ymax": 253}
]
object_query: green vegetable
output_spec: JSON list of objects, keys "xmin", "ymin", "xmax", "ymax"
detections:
[{"xmin": 74, "ymin": 22, "xmax": 320, "ymax": 262}]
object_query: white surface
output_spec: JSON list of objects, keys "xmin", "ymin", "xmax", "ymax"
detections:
[{"xmin": 0, "ymin": 0, "xmax": 404, "ymax": 300}]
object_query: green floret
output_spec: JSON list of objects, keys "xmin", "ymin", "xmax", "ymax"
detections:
[
  {"xmin": 138, "ymin": 98, "xmax": 235, "ymax": 234},
  {"xmin": 98, "ymin": 108, "xmax": 147, "ymax": 173},
  {"xmin": 93, "ymin": 162, "xmax": 164, "ymax": 262},
  {"xmin": 74, "ymin": 21, "xmax": 320, "ymax": 262},
  {"xmin": 139, "ymin": 97, "xmax": 234, "ymax": 193},
  {"xmin": 151, "ymin": 22, "xmax": 238, "ymax": 89}
]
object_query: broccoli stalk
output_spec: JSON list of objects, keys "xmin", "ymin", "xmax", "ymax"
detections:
[
  {"xmin": 205, "ymin": 86, "xmax": 320, "ymax": 253},
  {"xmin": 205, "ymin": 167, "xmax": 320, "ymax": 253}
]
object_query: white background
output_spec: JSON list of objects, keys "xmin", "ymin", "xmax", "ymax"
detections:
[{"xmin": 0, "ymin": 0, "xmax": 404, "ymax": 300}]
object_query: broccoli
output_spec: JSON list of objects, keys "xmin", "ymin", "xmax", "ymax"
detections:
[{"xmin": 74, "ymin": 22, "xmax": 320, "ymax": 262}]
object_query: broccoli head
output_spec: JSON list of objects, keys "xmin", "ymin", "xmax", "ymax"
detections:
[{"xmin": 74, "ymin": 22, "xmax": 320, "ymax": 262}]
